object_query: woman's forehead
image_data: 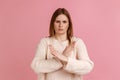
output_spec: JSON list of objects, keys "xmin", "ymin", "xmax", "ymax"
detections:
[{"xmin": 55, "ymin": 14, "xmax": 68, "ymax": 20}]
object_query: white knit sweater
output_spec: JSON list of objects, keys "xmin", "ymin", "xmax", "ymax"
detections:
[{"xmin": 31, "ymin": 36, "xmax": 94, "ymax": 80}]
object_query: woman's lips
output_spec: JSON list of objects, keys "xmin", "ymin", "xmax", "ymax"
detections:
[{"xmin": 58, "ymin": 29, "xmax": 63, "ymax": 31}]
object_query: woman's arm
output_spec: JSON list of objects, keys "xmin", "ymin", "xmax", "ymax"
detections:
[
  {"xmin": 31, "ymin": 38, "xmax": 63, "ymax": 74},
  {"xmin": 63, "ymin": 38, "xmax": 94, "ymax": 75}
]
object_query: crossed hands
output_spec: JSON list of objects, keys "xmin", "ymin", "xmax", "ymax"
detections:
[{"xmin": 48, "ymin": 41, "xmax": 76, "ymax": 63}]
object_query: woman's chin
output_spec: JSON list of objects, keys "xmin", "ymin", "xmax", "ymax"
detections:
[{"xmin": 56, "ymin": 32, "xmax": 66, "ymax": 35}]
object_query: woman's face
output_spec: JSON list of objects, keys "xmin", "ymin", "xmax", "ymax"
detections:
[{"xmin": 54, "ymin": 14, "xmax": 69, "ymax": 35}]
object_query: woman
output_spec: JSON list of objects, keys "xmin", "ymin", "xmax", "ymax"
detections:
[{"xmin": 31, "ymin": 8, "xmax": 94, "ymax": 80}]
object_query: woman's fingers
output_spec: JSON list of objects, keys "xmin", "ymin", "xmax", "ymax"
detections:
[
  {"xmin": 49, "ymin": 45, "xmax": 60, "ymax": 58},
  {"xmin": 48, "ymin": 45, "xmax": 68, "ymax": 62},
  {"xmin": 49, "ymin": 41, "xmax": 76, "ymax": 58},
  {"xmin": 71, "ymin": 41, "xmax": 76, "ymax": 48},
  {"xmin": 63, "ymin": 41, "xmax": 76, "ymax": 57},
  {"xmin": 48, "ymin": 45, "xmax": 57, "ymax": 56}
]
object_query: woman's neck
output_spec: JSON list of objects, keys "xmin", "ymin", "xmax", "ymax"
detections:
[{"xmin": 54, "ymin": 34, "xmax": 67, "ymax": 42}]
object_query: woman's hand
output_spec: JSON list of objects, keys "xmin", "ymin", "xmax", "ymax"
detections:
[
  {"xmin": 49, "ymin": 45, "xmax": 68, "ymax": 62},
  {"xmin": 63, "ymin": 41, "xmax": 76, "ymax": 57}
]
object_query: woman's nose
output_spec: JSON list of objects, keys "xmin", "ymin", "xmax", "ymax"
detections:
[{"xmin": 59, "ymin": 22, "xmax": 63, "ymax": 27}]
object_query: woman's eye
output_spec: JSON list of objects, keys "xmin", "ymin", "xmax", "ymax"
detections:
[
  {"xmin": 55, "ymin": 20, "xmax": 68, "ymax": 23},
  {"xmin": 55, "ymin": 21, "xmax": 60, "ymax": 23},
  {"xmin": 63, "ymin": 21, "xmax": 67, "ymax": 23}
]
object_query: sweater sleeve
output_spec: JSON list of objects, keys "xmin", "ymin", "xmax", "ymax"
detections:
[
  {"xmin": 31, "ymin": 38, "xmax": 63, "ymax": 74},
  {"xmin": 63, "ymin": 38, "xmax": 94, "ymax": 75}
]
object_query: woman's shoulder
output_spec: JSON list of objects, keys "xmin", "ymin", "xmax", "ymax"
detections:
[
  {"xmin": 72, "ymin": 36, "xmax": 86, "ymax": 46},
  {"xmin": 40, "ymin": 36, "xmax": 50, "ymax": 40},
  {"xmin": 72, "ymin": 36, "xmax": 83, "ymax": 42},
  {"xmin": 38, "ymin": 36, "xmax": 51, "ymax": 42},
  {"xmin": 38, "ymin": 36, "xmax": 52, "ymax": 44}
]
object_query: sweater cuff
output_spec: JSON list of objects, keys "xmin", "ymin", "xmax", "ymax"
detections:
[{"xmin": 63, "ymin": 57, "xmax": 75, "ymax": 72}]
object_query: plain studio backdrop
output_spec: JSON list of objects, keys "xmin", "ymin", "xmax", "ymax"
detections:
[{"xmin": 0, "ymin": 0, "xmax": 120, "ymax": 80}]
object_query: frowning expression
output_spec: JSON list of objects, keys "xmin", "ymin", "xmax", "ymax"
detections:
[{"xmin": 54, "ymin": 14, "xmax": 69, "ymax": 35}]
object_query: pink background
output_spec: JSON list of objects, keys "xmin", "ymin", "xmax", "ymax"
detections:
[{"xmin": 0, "ymin": 0, "xmax": 120, "ymax": 80}]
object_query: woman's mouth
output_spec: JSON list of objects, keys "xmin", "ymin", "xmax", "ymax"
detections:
[{"xmin": 58, "ymin": 29, "xmax": 63, "ymax": 31}]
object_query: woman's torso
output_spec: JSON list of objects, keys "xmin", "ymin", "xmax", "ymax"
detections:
[{"xmin": 43, "ymin": 37, "xmax": 82, "ymax": 80}]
